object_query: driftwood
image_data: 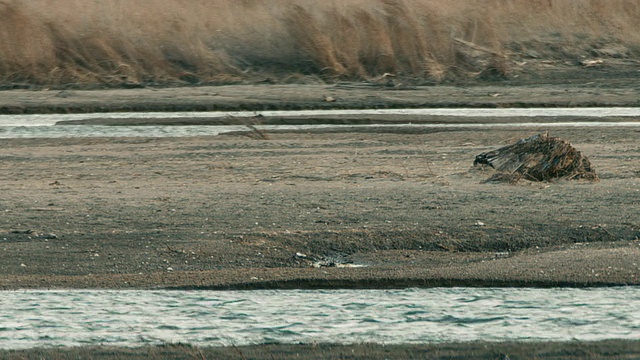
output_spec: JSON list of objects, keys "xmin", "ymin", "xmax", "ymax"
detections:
[{"xmin": 474, "ymin": 132, "xmax": 598, "ymax": 183}]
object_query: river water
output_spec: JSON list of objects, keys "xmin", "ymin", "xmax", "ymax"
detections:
[
  {"xmin": 0, "ymin": 107, "xmax": 639, "ymax": 138},
  {"xmin": 1, "ymin": 287, "xmax": 639, "ymax": 349}
]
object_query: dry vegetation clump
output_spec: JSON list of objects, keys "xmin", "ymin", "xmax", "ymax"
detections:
[
  {"xmin": 474, "ymin": 132, "xmax": 599, "ymax": 183},
  {"xmin": 0, "ymin": 0, "xmax": 639, "ymax": 87}
]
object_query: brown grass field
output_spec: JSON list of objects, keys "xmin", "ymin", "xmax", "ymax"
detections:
[{"xmin": 1, "ymin": 0, "xmax": 639, "ymax": 87}]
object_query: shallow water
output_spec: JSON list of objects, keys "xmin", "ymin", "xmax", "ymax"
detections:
[
  {"xmin": 1, "ymin": 122, "xmax": 640, "ymax": 139},
  {"xmin": 0, "ymin": 107, "xmax": 639, "ymax": 138},
  {"xmin": 2, "ymin": 107, "xmax": 640, "ymax": 127},
  {"xmin": 1, "ymin": 287, "xmax": 639, "ymax": 349}
]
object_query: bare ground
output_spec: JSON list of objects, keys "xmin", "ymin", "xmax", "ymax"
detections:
[{"xmin": 0, "ymin": 126, "xmax": 639, "ymax": 290}]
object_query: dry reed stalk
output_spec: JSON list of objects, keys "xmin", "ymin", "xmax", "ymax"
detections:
[{"xmin": 0, "ymin": 0, "xmax": 639, "ymax": 86}]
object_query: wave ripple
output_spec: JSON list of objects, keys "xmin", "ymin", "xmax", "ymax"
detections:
[{"xmin": 1, "ymin": 287, "xmax": 639, "ymax": 349}]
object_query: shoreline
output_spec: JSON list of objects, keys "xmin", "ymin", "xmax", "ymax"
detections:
[
  {"xmin": 4, "ymin": 340, "xmax": 640, "ymax": 359},
  {"xmin": 2, "ymin": 240, "xmax": 639, "ymax": 291},
  {"xmin": 2, "ymin": 81, "xmax": 640, "ymax": 115}
]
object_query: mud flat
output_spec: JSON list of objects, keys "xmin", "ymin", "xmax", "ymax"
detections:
[
  {"xmin": 0, "ymin": 125, "xmax": 639, "ymax": 290},
  {"xmin": 2, "ymin": 81, "xmax": 640, "ymax": 116}
]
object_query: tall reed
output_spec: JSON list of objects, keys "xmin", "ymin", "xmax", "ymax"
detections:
[{"xmin": 0, "ymin": 0, "xmax": 638, "ymax": 86}]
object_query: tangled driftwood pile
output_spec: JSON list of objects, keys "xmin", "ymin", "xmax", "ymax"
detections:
[{"xmin": 474, "ymin": 132, "xmax": 598, "ymax": 183}]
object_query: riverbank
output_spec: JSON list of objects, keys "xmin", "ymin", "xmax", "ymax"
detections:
[
  {"xmin": 4, "ymin": 340, "xmax": 640, "ymax": 360},
  {"xmin": 2, "ymin": 74, "xmax": 640, "ymax": 115}
]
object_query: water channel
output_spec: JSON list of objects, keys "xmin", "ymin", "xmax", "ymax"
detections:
[
  {"xmin": 1, "ymin": 287, "xmax": 639, "ymax": 350},
  {"xmin": 0, "ymin": 107, "xmax": 639, "ymax": 138}
]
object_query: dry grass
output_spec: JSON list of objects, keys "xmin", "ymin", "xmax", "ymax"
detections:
[
  {"xmin": 1, "ymin": 0, "xmax": 639, "ymax": 87},
  {"xmin": 474, "ymin": 132, "xmax": 599, "ymax": 183}
]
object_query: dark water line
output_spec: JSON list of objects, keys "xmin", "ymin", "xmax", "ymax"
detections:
[{"xmin": 163, "ymin": 278, "xmax": 630, "ymax": 291}]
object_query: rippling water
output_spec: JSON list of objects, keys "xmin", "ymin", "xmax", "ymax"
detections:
[
  {"xmin": 0, "ymin": 107, "xmax": 639, "ymax": 138},
  {"xmin": 1, "ymin": 287, "xmax": 639, "ymax": 349},
  {"xmin": 3, "ymin": 107, "xmax": 640, "ymax": 126}
]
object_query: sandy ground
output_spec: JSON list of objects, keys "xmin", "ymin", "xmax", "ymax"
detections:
[
  {"xmin": 2, "ymin": 80, "xmax": 640, "ymax": 116},
  {"xmin": 0, "ymin": 125, "xmax": 639, "ymax": 290},
  {"xmin": 1, "ymin": 70, "xmax": 640, "ymax": 358}
]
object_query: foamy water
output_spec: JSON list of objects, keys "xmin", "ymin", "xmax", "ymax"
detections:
[
  {"xmin": 2, "ymin": 107, "xmax": 640, "ymax": 127},
  {"xmin": 0, "ymin": 107, "xmax": 639, "ymax": 138}
]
